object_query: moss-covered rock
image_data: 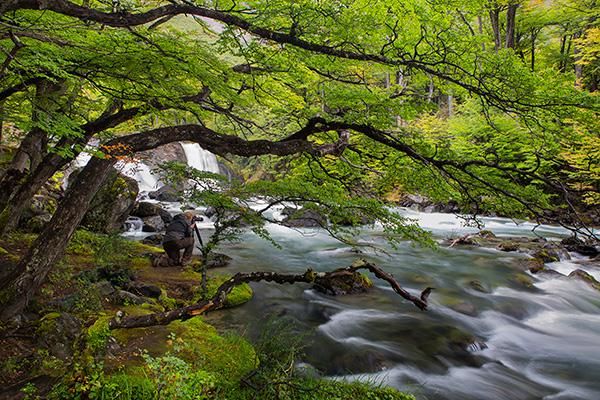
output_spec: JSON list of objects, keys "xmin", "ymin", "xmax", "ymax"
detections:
[
  {"xmin": 80, "ymin": 169, "xmax": 139, "ymax": 233},
  {"xmin": 569, "ymin": 269, "xmax": 600, "ymax": 291},
  {"xmin": 313, "ymin": 271, "xmax": 374, "ymax": 295},
  {"xmin": 37, "ymin": 312, "xmax": 82, "ymax": 360}
]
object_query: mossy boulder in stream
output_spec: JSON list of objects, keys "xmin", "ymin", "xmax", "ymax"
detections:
[
  {"xmin": 314, "ymin": 271, "xmax": 373, "ymax": 295},
  {"xmin": 568, "ymin": 269, "xmax": 600, "ymax": 291}
]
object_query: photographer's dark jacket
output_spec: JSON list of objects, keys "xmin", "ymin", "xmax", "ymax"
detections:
[{"xmin": 163, "ymin": 214, "xmax": 192, "ymax": 243}]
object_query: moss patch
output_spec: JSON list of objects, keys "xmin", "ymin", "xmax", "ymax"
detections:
[{"xmin": 168, "ymin": 317, "xmax": 257, "ymax": 383}]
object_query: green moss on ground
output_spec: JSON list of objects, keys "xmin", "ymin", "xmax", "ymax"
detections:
[
  {"xmin": 3, "ymin": 229, "xmax": 414, "ymax": 400},
  {"xmin": 169, "ymin": 317, "xmax": 257, "ymax": 382}
]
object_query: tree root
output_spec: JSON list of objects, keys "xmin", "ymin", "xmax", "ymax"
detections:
[{"xmin": 108, "ymin": 259, "xmax": 432, "ymax": 330}]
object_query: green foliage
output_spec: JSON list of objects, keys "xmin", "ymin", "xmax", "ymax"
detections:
[
  {"xmin": 87, "ymin": 316, "xmax": 112, "ymax": 355},
  {"xmin": 161, "ymin": 162, "xmax": 434, "ymax": 255}
]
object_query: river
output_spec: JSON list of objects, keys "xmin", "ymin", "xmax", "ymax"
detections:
[
  {"xmin": 173, "ymin": 208, "xmax": 599, "ymax": 400},
  {"xmin": 118, "ymin": 147, "xmax": 599, "ymax": 400}
]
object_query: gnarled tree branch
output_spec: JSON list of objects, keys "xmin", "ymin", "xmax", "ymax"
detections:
[{"xmin": 108, "ymin": 259, "xmax": 431, "ymax": 329}]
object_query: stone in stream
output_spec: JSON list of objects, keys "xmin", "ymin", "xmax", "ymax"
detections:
[
  {"xmin": 313, "ymin": 270, "xmax": 373, "ymax": 295},
  {"xmin": 467, "ymin": 279, "xmax": 489, "ymax": 293},
  {"xmin": 142, "ymin": 215, "xmax": 165, "ymax": 232},
  {"xmin": 531, "ymin": 243, "xmax": 570, "ymax": 262},
  {"xmin": 132, "ymin": 201, "xmax": 173, "ymax": 224},
  {"xmin": 148, "ymin": 185, "xmax": 181, "ymax": 202},
  {"xmin": 450, "ymin": 301, "xmax": 478, "ymax": 316},
  {"xmin": 561, "ymin": 236, "xmax": 599, "ymax": 257},
  {"xmin": 281, "ymin": 207, "xmax": 326, "ymax": 228},
  {"xmin": 568, "ymin": 269, "xmax": 600, "ymax": 291},
  {"xmin": 497, "ymin": 241, "xmax": 520, "ymax": 252}
]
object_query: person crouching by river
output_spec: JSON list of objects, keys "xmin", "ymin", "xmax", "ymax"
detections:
[{"xmin": 162, "ymin": 211, "xmax": 196, "ymax": 267}]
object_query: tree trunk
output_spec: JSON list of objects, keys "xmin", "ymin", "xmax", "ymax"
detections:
[
  {"xmin": 530, "ymin": 29, "xmax": 537, "ymax": 71},
  {"xmin": 489, "ymin": 8, "xmax": 502, "ymax": 51},
  {"xmin": 0, "ymin": 101, "xmax": 4, "ymax": 144},
  {"xmin": 573, "ymin": 31, "xmax": 583, "ymax": 86},
  {"xmin": 0, "ymin": 153, "xmax": 67, "ymax": 234},
  {"xmin": 505, "ymin": 4, "xmax": 518, "ymax": 49},
  {"xmin": 559, "ymin": 35, "xmax": 567, "ymax": 72},
  {"xmin": 0, "ymin": 156, "xmax": 117, "ymax": 321},
  {"xmin": 0, "ymin": 80, "xmax": 64, "ymax": 209},
  {"xmin": 478, "ymin": 16, "xmax": 485, "ymax": 51}
]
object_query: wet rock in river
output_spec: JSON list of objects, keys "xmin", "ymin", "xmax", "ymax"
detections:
[
  {"xmin": 149, "ymin": 185, "xmax": 181, "ymax": 202},
  {"xmin": 561, "ymin": 236, "xmax": 599, "ymax": 257},
  {"xmin": 142, "ymin": 215, "xmax": 165, "ymax": 232},
  {"xmin": 132, "ymin": 201, "xmax": 173, "ymax": 224},
  {"xmin": 450, "ymin": 301, "xmax": 478, "ymax": 316},
  {"xmin": 497, "ymin": 241, "xmax": 520, "ymax": 252},
  {"xmin": 313, "ymin": 270, "xmax": 373, "ymax": 295},
  {"xmin": 531, "ymin": 243, "xmax": 569, "ymax": 262},
  {"xmin": 568, "ymin": 269, "xmax": 600, "ymax": 291},
  {"xmin": 281, "ymin": 207, "xmax": 326, "ymax": 228},
  {"xmin": 467, "ymin": 280, "xmax": 489, "ymax": 293}
]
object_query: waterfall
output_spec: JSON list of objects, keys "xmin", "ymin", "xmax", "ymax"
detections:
[
  {"xmin": 117, "ymin": 161, "xmax": 161, "ymax": 193},
  {"xmin": 181, "ymin": 142, "xmax": 220, "ymax": 174}
]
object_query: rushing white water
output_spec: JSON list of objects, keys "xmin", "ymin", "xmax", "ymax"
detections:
[
  {"xmin": 181, "ymin": 209, "xmax": 600, "ymax": 400},
  {"xmin": 181, "ymin": 142, "xmax": 220, "ymax": 174}
]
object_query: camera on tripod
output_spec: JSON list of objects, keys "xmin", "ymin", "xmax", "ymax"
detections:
[{"xmin": 192, "ymin": 215, "xmax": 204, "ymax": 223}]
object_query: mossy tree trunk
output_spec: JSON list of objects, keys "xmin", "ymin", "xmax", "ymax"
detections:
[{"xmin": 0, "ymin": 156, "xmax": 117, "ymax": 321}]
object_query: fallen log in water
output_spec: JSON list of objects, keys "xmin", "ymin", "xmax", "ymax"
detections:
[{"xmin": 109, "ymin": 259, "xmax": 432, "ymax": 329}]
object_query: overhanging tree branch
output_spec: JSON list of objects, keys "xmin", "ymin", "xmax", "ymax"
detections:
[{"xmin": 5, "ymin": 1, "xmax": 593, "ymax": 112}]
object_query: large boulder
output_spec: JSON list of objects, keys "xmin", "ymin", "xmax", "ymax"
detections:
[
  {"xmin": 19, "ymin": 177, "xmax": 64, "ymax": 230},
  {"xmin": 26, "ymin": 213, "xmax": 53, "ymax": 233},
  {"xmin": 282, "ymin": 207, "xmax": 326, "ymax": 228},
  {"xmin": 37, "ymin": 312, "xmax": 83, "ymax": 360},
  {"xmin": 81, "ymin": 169, "xmax": 139, "ymax": 233},
  {"xmin": 313, "ymin": 270, "xmax": 373, "ymax": 295},
  {"xmin": 137, "ymin": 142, "xmax": 187, "ymax": 167},
  {"xmin": 561, "ymin": 236, "xmax": 599, "ymax": 257},
  {"xmin": 142, "ymin": 215, "xmax": 165, "ymax": 232},
  {"xmin": 148, "ymin": 185, "xmax": 181, "ymax": 202},
  {"xmin": 132, "ymin": 201, "xmax": 173, "ymax": 224}
]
